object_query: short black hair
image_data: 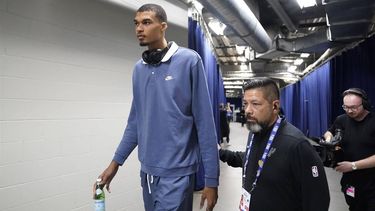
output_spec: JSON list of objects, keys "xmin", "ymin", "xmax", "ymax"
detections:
[
  {"xmin": 342, "ymin": 88, "xmax": 371, "ymax": 110},
  {"xmin": 243, "ymin": 77, "xmax": 280, "ymax": 102},
  {"xmin": 342, "ymin": 88, "xmax": 368, "ymax": 100},
  {"xmin": 137, "ymin": 4, "xmax": 167, "ymax": 23}
]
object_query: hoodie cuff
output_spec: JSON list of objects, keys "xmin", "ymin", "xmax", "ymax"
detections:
[{"xmin": 205, "ymin": 177, "xmax": 219, "ymax": 187}]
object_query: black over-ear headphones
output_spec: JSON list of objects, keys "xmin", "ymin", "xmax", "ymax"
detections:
[
  {"xmin": 342, "ymin": 88, "xmax": 372, "ymax": 110},
  {"xmin": 142, "ymin": 45, "xmax": 169, "ymax": 65}
]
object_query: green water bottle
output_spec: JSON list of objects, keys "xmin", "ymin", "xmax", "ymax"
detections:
[{"xmin": 94, "ymin": 178, "xmax": 105, "ymax": 211}]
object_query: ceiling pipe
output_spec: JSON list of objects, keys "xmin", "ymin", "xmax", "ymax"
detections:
[
  {"xmin": 276, "ymin": 28, "xmax": 330, "ymax": 52},
  {"xmin": 199, "ymin": 0, "xmax": 272, "ymax": 53},
  {"xmin": 256, "ymin": 29, "xmax": 331, "ymax": 61},
  {"xmin": 264, "ymin": 0, "xmax": 298, "ymax": 33}
]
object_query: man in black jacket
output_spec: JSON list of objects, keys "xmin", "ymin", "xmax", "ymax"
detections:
[
  {"xmin": 323, "ymin": 88, "xmax": 375, "ymax": 211},
  {"xmin": 220, "ymin": 77, "xmax": 330, "ymax": 211}
]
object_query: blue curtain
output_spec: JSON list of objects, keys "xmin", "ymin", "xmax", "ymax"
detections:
[
  {"xmin": 188, "ymin": 17, "xmax": 226, "ymax": 190},
  {"xmin": 281, "ymin": 62, "xmax": 331, "ymax": 137},
  {"xmin": 218, "ymin": 75, "xmax": 226, "ymax": 105},
  {"xmin": 280, "ymin": 35, "xmax": 375, "ymax": 138}
]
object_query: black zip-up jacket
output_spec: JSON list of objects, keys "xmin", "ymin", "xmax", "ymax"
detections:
[{"xmin": 219, "ymin": 119, "xmax": 330, "ymax": 211}]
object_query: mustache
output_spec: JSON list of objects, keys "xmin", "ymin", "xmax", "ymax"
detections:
[{"xmin": 246, "ymin": 114, "xmax": 257, "ymax": 122}]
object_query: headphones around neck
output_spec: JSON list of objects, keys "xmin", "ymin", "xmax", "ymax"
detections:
[
  {"xmin": 342, "ymin": 88, "xmax": 372, "ymax": 110},
  {"xmin": 142, "ymin": 45, "xmax": 169, "ymax": 65}
]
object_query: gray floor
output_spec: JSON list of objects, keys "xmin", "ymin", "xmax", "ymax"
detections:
[{"xmin": 192, "ymin": 122, "xmax": 349, "ymax": 211}]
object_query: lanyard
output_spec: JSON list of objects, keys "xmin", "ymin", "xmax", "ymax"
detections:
[{"xmin": 242, "ymin": 117, "xmax": 282, "ymax": 193}]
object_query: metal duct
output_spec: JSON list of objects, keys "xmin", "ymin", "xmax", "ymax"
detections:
[
  {"xmin": 324, "ymin": 0, "xmax": 375, "ymax": 41},
  {"xmin": 255, "ymin": 29, "xmax": 332, "ymax": 60},
  {"xmin": 259, "ymin": 0, "xmax": 375, "ymax": 57},
  {"xmin": 276, "ymin": 29, "xmax": 332, "ymax": 53},
  {"xmin": 264, "ymin": 0, "xmax": 297, "ymax": 33},
  {"xmin": 199, "ymin": 0, "xmax": 272, "ymax": 53}
]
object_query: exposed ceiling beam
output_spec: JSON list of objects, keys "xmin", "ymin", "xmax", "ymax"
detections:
[{"xmin": 265, "ymin": 0, "xmax": 297, "ymax": 32}]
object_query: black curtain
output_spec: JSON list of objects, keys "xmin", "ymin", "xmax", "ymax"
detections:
[{"xmin": 330, "ymin": 36, "xmax": 375, "ymax": 122}]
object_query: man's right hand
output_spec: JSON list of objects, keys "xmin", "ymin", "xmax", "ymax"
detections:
[
  {"xmin": 323, "ymin": 131, "xmax": 333, "ymax": 143},
  {"xmin": 200, "ymin": 187, "xmax": 218, "ymax": 211},
  {"xmin": 93, "ymin": 161, "xmax": 120, "ymax": 198}
]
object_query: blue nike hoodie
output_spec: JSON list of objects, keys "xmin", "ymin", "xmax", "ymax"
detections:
[{"xmin": 113, "ymin": 42, "xmax": 219, "ymax": 187}]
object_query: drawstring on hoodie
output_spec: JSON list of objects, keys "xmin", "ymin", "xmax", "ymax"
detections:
[{"xmin": 146, "ymin": 174, "xmax": 154, "ymax": 194}]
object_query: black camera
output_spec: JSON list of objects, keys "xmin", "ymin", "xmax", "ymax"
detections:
[{"xmin": 310, "ymin": 129, "xmax": 344, "ymax": 168}]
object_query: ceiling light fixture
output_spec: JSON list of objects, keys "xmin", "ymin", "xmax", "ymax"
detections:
[
  {"xmin": 237, "ymin": 57, "xmax": 248, "ymax": 63},
  {"xmin": 287, "ymin": 65, "xmax": 304, "ymax": 76},
  {"xmin": 279, "ymin": 59, "xmax": 295, "ymax": 63},
  {"xmin": 223, "ymin": 81, "xmax": 244, "ymax": 85},
  {"xmin": 288, "ymin": 65, "xmax": 298, "ymax": 72},
  {"xmin": 236, "ymin": 45, "xmax": 247, "ymax": 54},
  {"xmin": 208, "ymin": 19, "xmax": 226, "ymax": 35},
  {"xmin": 224, "ymin": 85, "xmax": 243, "ymax": 89},
  {"xmin": 300, "ymin": 53, "xmax": 310, "ymax": 58},
  {"xmin": 294, "ymin": 58, "xmax": 304, "ymax": 65},
  {"xmin": 296, "ymin": 0, "xmax": 316, "ymax": 9}
]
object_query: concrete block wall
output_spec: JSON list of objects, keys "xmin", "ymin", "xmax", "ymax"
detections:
[{"xmin": 0, "ymin": 0, "xmax": 188, "ymax": 210}]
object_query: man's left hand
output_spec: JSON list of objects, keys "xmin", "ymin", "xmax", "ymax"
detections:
[
  {"xmin": 335, "ymin": 161, "xmax": 353, "ymax": 173},
  {"xmin": 200, "ymin": 187, "xmax": 218, "ymax": 211}
]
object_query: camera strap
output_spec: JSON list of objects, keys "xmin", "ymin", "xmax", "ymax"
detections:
[{"xmin": 243, "ymin": 116, "xmax": 282, "ymax": 193}]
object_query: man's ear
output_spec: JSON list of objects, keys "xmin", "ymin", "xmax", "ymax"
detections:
[
  {"xmin": 273, "ymin": 100, "xmax": 280, "ymax": 112},
  {"xmin": 161, "ymin": 22, "xmax": 168, "ymax": 32}
]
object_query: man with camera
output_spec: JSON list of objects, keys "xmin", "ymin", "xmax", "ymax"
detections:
[{"xmin": 323, "ymin": 88, "xmax": 375, "ymax": 211}]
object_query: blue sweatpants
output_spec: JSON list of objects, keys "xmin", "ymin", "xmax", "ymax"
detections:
[{"xmin": 140, "ymin": 171, "xmax": 194, "ymax": 211}]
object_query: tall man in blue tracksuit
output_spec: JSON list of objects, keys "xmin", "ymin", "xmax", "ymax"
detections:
[{"xmin": 94, "ymin": 3, "xmax": 219, "ymax": 211}]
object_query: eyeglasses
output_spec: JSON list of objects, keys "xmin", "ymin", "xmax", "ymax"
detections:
[{"xmin": 342, "ymin": 104, "xmax": 362, "ymax": 112}]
